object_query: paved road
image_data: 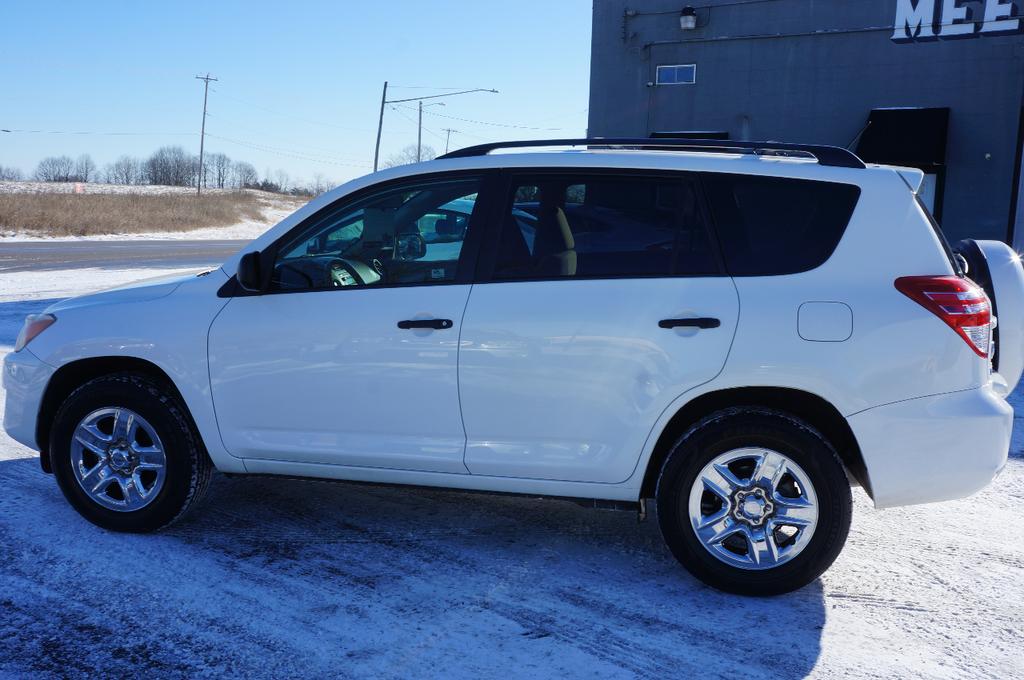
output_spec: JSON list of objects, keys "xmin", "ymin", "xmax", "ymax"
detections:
[{"xmin": 0, "ymin": 239, "xmax": 247, "ymax": 273}]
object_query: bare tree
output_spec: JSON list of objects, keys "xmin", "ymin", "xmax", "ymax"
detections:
[
  {"xmin": 24, "ymin": 147, "xmax": 274, "ymax": 190},
  {"xmin": 383, "ymin": 144, "xmax": 436, "ymax": 168},
  {"xmin": 208, "ymin": 153, "xmax": 232, "ymax": 189},
  {"xmin": 311, "ymin": 173, "xmax": 333, "ymax": 196},
  {"xmin": 0, "ymin": 165, "xmax": 23, "ymax": 181},
  {"xmin": 274, "ymin": 169, "xmax": 290, "ymax": 192},
  {"xmin": 105, "ymin": 155, "xmax": 140, "ymax": 185},
  {"xmin": 73, "ymin": 154, "xmax": 96, "ymax": 182},
  {"xmin": 34, "ymin": 156, "xmax": 75, "ymax": 182},
  {"xmin": 144, "ymin": 146, "xmax": 197, "ymax": 187},
  {"xmin": 232, "ymin": 161, "xmax": 258, "ymax": 189}
]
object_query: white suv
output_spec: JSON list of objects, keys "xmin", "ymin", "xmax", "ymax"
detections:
[{"xmin": 5, "ymin": 139, "xmax": 1020, "ymax": 595}]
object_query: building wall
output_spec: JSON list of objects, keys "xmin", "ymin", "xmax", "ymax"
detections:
[{"xmin": 589, "ymin": 0, "xmax": 1024, "ymax": 244}]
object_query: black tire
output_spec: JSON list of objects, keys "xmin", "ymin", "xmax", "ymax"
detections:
[
  {"xmin": 50, "ymin": 373, "xmax": 213, "ymax": 532},
  {"xmin": 656, "ymin": 407, "xmax": 852, "ymax": 596}
]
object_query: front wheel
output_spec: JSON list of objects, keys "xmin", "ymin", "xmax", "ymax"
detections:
[
  {"xmin": 50, "ymin": 373, "xmax": 213, "ymax": 532},
  {"xmin": 656, "ymin": 408, "xmax": 852, "ymax": 595}
]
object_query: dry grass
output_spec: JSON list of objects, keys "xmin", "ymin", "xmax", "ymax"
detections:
[{"xmin": 0, "ymin": 191, "xmax": 279, "ymax": 236}]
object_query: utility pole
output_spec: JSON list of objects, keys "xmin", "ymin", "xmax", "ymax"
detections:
[
  {"xmin": 195, "ymin": 73, "xmax": 218, "ymax": 196},
  {"xmin": 373, "ymin": 85, "xmax": 498, "ymax": 171},
  {"xmin": 442, "ymin": 128, "xmax": 458, "ymax": 154},
  {"xmin": 373, "ymin": 81, "xmax": 388, "ymax": 172},
  {"xmin": 417, "ymin": 100, "xmax": 423, "ymax": 163},
  {"xmin": 415, "ymin": 102, "xmax": 445, "ymax": 162}
]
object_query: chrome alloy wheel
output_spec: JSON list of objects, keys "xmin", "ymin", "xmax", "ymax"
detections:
[
  {"xmin": 687, "ymin": 448, "xmax": 818, "ymax": 570},
  {"xmin": 70, "ymin": 407, "xmax": 167, "ymax": 512}
]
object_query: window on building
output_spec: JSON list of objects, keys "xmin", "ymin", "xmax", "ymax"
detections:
[{"xmin": 656, "ymin": 64, "xmax": 697, "ymax": 85}]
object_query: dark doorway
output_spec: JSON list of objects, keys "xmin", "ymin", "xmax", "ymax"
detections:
[{"xmin": 856, "ymin": 108, "xmax": 950, "ymax": 222}]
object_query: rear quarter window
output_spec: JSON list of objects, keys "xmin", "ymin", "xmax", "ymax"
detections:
[{"xmin": 702, "ymin": 174, "xmax": 860, "ymax": 276}]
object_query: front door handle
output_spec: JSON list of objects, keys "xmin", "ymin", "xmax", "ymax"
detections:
[
  {"xmin": 658, "ymin": 317, "xmax": 721, "ymax": 330},
  {"xmin": 397, "ymin": 318, "xmax": 453, "ymax": 330}
]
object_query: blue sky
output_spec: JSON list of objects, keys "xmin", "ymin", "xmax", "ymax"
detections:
[{"xmin": 0, "ymin": 1, "xmax": 592, "ymax": 185}]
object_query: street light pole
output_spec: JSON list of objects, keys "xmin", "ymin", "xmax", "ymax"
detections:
[
  {"xmin": 373, "ymin": 86, "xmax": 498, "ymax": 170},
  {"xmin": 373, "ymin": 81, "xmax": 388, "ymax": 172}
]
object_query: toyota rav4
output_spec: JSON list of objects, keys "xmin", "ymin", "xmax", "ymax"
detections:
[{"xmin": 5, "ymin": 138, "xmax": 1020, "ymax": 595}]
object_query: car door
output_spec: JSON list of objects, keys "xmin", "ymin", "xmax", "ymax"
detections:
[
  {"xmin": 458, "ymin": 170, "xmax": 739, "ymax": 483},
  {"xmin": 208, "ymin": 172, "xmax": 491, "ymax": 473}
]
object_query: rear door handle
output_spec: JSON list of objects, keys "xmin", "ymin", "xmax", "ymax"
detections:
[
  {"xmin": 397, "ymin": 318, "xmax": 453, "ymax": 330},
  {"xmin": 658, "ymin": 317, "xmax": 721, "ymax": 330}
]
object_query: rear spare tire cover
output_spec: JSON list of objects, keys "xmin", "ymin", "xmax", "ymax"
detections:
[{"xmin": 956, "ymin": 239, "xmax": 1024, "ymax": 392}]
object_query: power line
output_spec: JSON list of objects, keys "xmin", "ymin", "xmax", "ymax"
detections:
[
  {"xmin": 388, "ymin": 105, "xmax": 445, "ymax": 141},
  {"xmin": 205, "ymin": 133, "xmax": 372, "ymax": 168},
  {"xmin": 373, "ymin": 82, "xmax": 499, "ymax": 170},
  {"xmin": 393, "ymin": 104, "xmax": 564, "ymax": 131},
  {"xmin": 527, "ymin": 107, "xmax": 590, "ymax": 125},
  {"xmin": 444, "ymin": 128, "xmax": 491, "ymax": 142},
  {"xmin": 210, "ymin": 87, "xmax": 374, "ymax": 133},
  {"xmin": 387, "ymin": 85, "xmax": 489, "ymax": 90},
  {"xmin": 202, "ymin": 114, "xmax": 372, "ymax": 162},
  {"xmin": 0, "ymin": 128, "xmax": 195, "ymax": 136},
  {"xmin": 384, "ymin": 88, "xmax": 499, "ymax": 105},
  {"xmin": 206, "ymin": 132, "xmax": 372, "ymax": 164}
]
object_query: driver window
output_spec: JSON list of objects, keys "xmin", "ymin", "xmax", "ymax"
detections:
[{"xmin": 271, "ymin": 177, "xmax": 482, "ymax": 291}]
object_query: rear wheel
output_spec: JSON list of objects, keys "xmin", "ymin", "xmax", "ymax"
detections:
[
  {"xmin": 50, "ymin": 373, "xmax": 213, "ymax": 532},
  {"xmin": 656, "ymin": 408, "xmax": 852, "ymax": 595}
]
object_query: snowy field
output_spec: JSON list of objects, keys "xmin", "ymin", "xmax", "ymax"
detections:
[
  {"xmin": 0, "ymin": 181, "xmax": 304, "ymax": 241},
  {"xmin": 0, "ymin": 180, "xmax": 264, "ymax": 196},
  {"xmin": 1, "ymin": 267, "xmax": 1022, "ymax": 678}
]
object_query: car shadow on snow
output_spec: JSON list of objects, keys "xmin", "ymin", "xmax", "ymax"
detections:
[
  {"xmin": 0, "ymin": 455, "xmax": 827, "ymax": 679},
  {"xmin": 0, "ymin": 298, "xmax": 65, "ymax": 346}
]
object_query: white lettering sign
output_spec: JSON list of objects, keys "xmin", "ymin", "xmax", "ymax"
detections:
[
  {"xmin": 892, "ymin": 0, "xmax": 1022, "ymax": 41},
  {"xmin": 939, "ymin": 0, "xmax": 975, "ymax": 36}
]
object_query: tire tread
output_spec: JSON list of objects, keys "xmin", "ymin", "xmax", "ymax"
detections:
[
  {"xmin": 655, "ymin": 407, "xmax": 852, "ymax": 595},
  {"xmin": 51, "ymin": 372, "xmax": 213, "ymax": 531}
]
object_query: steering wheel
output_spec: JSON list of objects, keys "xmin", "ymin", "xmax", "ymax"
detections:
[{"xmin": 370, "ymin": 257, "xmax": 387, "ymax": 283}]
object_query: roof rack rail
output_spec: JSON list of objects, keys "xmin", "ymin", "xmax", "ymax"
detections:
[{"xmin": 438, "ymin": 138, "xmax": 866, "ymax": 169}]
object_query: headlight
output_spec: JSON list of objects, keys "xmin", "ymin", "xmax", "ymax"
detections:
[{"xmin": 14, "ymin": 314, "xmax": 56, "ymax": 352}]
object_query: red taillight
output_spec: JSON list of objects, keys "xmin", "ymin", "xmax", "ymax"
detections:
[{"xmin": 894, "ymin": 276, "xmax": 992, "ymax": 358}]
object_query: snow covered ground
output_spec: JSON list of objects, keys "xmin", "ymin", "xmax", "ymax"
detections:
[
  {"xmin": 1, "ymin": 204, "xmax": 292, "ymax": 242},
  {"xmin": 0, "ymin": 180, "xmax": 265, "ymax": 196},
  {"xmin": 0, "ymin": 269, "xmax": 1022, "ymax": 678},
  {"xmin": 0, "ymin": 182, "xmax": 304, "ymax": 242}
]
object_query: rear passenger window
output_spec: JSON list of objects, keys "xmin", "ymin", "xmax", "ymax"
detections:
[
  {"xmin": 491, "ymin": 174, "xmax": 718, "ymax": 280},
  {"xmin": 702, "ymin": 174, "xmax": 860, "ymax": 276}
]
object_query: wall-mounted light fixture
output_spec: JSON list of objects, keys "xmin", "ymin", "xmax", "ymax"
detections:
[{"xmin": 680, "ymin": 6, "xmax": 697, "ymax": 30}]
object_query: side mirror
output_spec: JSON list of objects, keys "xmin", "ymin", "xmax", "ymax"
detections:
[
  {"xmin": 396, "ymin": 233, "xmax": 427, "ymax": 260},
  {"xmin": 237, "ymin": 251, "xmax": 263, "ymax": 292}
]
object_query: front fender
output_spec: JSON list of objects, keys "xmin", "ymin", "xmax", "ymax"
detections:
[{"xmin": 27, "ymin": 270, "xmax": 245, "ymax": 473}]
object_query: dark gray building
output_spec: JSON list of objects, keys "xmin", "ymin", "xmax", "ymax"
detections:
[{"xmin": 588, "ymin": 0, "xmax": 1024, "ymax": 245}]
